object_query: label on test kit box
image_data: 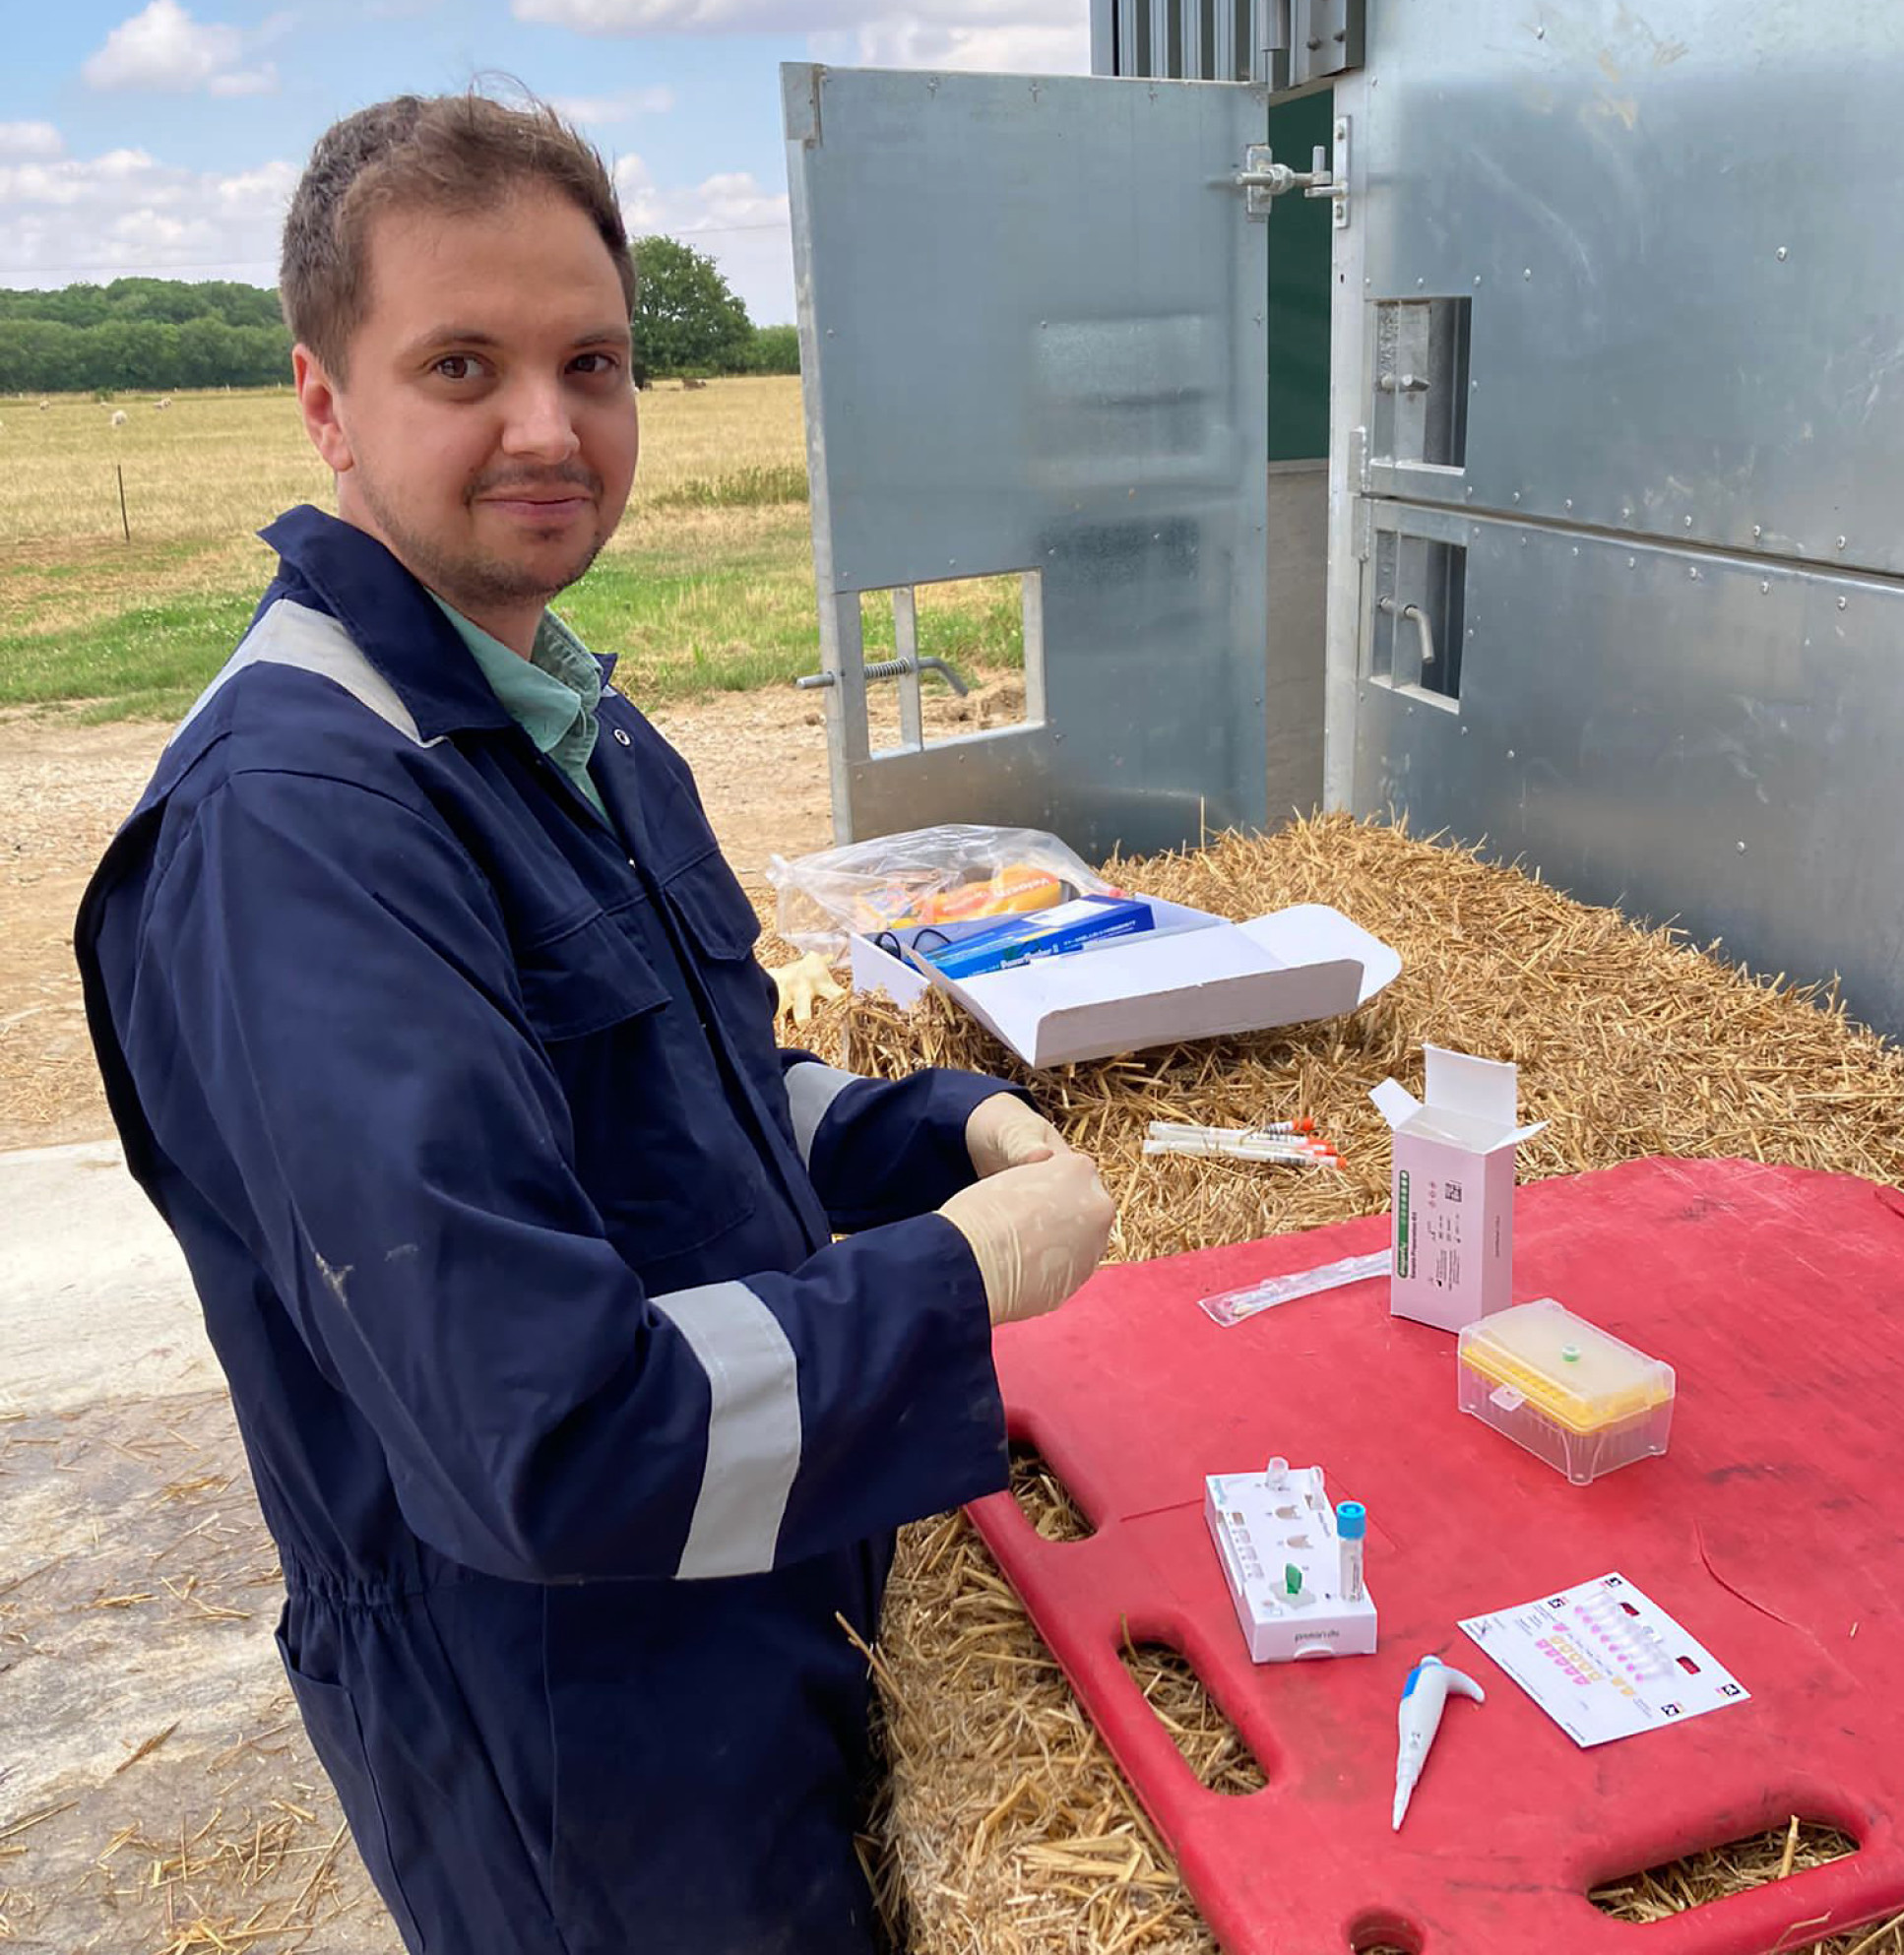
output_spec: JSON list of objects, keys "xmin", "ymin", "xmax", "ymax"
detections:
[{"xmin": 1460, "ymin": 1572, "xmax": 1749, "ymax": 1747}]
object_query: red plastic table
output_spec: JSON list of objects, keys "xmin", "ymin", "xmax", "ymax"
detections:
[{"xmin": 969, "ymin": 1159, "xmax": 1904, "ymax": 1953}]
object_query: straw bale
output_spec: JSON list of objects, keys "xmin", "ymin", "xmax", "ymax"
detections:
[{"xmin": 793, "ymin": 813, "xmax": 1904, "ymax": 1955}]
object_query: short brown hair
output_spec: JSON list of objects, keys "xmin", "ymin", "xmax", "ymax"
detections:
[{"xmin": 280, "ymin": 90, "xmax": 636, "ymax": 377}]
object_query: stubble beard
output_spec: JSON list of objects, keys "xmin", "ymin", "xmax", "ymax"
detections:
[{"xmin": 352, "ymin": 465, "xmax": 611, "ymax": 618}]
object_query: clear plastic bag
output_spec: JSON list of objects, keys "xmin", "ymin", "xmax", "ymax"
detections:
[{"xmin": 766, "ymin": 824, "xmax": 1115, "ymax": 966}]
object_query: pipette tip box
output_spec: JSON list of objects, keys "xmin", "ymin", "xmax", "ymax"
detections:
[
  {"xmin": 1205, "ymin": 1462, "xmax": 1377, "ymax": 1663},
  {"xmin": 1457, "ymin": 1298, "xmax": 1675, "ymax": 1484}
]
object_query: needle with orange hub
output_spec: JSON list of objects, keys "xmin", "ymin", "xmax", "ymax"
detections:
[{"xmin": 1142, "ymin": 1115, "xmax": 1344, "ymax": 1168}]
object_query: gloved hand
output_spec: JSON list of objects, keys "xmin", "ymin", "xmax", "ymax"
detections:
[
  {"xmin": 768, "ymin": 951, "xmax": 845, "ymax": 1026},
  {"xmin": 965, "ymin": 1091, "xmax": 1071, "ymax": 1176},
  {"xmin": 939, "ymin": 1151, "xmax": 1115, "ymax": 1327}
]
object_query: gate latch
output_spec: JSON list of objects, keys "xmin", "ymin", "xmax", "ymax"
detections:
[{"xmin": 1235, "ymin": 124, "xmax": 1350, "ymax": 226}]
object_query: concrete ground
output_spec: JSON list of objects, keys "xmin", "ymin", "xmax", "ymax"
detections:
[{"xmin": 1, "ymin": 1140, "xmax": 399, "ymax": 1952}]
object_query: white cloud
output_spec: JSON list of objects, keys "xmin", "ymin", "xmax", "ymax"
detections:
[
  {"xmin": 614, "ymin": 153, "xmax": 794, "ymax": 325},
  {"xmin": 83, "ymin": 0, "xmax": 284, "ymax": 96},
  {"xmin": 513, "ymin": 0, "xmax": 1088, "ymax": 66},
  {"xmin": 828, "ymin": 13, "xmax": 1090, "ymax": 72},
  {"xmin": 0, "ymin": 146, "xmax": 297, "ymax": 284},
  {"xmin": 547, "ymin": 85, "xmax": 677, "ymax": 123},
  {"xmin": 0, "ymin": 123, "xmax": 66, "ymax": 162}
]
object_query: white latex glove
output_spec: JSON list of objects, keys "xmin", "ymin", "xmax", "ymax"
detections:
[
  {"xmin": 965, "ymin": 1092, "xmax": 1071, "ymax": 1177},
  {"xmin": 939, "ymin": 1151, "xmax": 1115, "ymax": 1327},
  {"xmin": 769, "ymin": 951, "xmax": 846, "ymax": 1026}
]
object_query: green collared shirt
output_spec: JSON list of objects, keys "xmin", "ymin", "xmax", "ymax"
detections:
[{"xmin": 432, "ymin": 596, "xmax": 608, "ymax": 820}]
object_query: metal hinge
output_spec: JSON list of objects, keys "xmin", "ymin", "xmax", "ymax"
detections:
[{"xmin": 1235, "ymin": 118, "xmax": 1349, "ymax": 227}]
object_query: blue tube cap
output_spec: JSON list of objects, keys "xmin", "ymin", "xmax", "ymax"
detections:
[{"xmin": 1336, "ymin": 1500, "xmax": 1367, "ymax": 1540}]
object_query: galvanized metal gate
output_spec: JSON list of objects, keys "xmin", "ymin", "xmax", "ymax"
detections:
[
  {"xmin": 784, "ymin": 65, "xmax": 1270, "ymax": 860},
  {"xmin": 1333, "ymin": 0, "xmax": 1904, "ymax": 1030}
]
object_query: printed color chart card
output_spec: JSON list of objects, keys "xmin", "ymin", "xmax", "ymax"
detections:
[{"xmin": 1459, "ymin": 1572, "xmax": 1750, "ymax": 1748}]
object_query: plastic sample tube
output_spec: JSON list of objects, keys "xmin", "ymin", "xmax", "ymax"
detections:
[{"xmin": 1337, "ymin": 1501, "xmax": 1366, "ymax": 1602}]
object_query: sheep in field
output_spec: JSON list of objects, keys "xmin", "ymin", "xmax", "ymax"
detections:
[
  {"xmin": 109, "ymin": 410, "xmax": 128, "ymax": 427},
  {"xmin": 156, "ymin": 398, "xmax": 171, "ymax": 410}
]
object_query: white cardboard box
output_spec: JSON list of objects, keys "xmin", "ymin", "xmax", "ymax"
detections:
[
  {"xmin": 1370, "ymin": 1047, "xmax": 1547, "ymax": 1334},
  {"xmin": 848, "ymin": 900, "xmax": 1401, "ymax": 1069}
]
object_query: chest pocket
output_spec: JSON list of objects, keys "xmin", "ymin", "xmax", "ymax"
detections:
[
  {"xmin": 516, "ymin": 905, "xmax": 669, "ymax": 1041},
  {"xmin": 515, "ymin": 900, "xmax": 758, "ymax": 1272},
  {"xmin": 658, "ymin": 851, "xmax": 788, "ymax": 1116}
]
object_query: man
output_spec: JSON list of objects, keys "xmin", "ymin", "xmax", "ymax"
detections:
[{"xmin": 76, "ymin": 93, "xmax": 1114, "ymax": 1954}]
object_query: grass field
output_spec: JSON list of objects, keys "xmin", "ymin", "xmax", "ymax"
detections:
[{"xmin": 0, "ymin": 379, "xmax": 1021, "ymax": 721}]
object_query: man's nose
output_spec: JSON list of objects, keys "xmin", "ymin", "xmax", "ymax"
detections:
[{"xmin": 500, "ymin": 378, "xmax": 581, "ymax": 462}]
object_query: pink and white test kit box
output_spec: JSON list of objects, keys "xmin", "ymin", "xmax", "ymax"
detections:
[{"xmin": 1370, "ymin": 1047, "xmax": 1546, "ymax": 1334}]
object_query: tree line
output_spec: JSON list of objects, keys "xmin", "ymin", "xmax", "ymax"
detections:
[{"xmin": 0, "ymin": 240, "xmax": 797, "ymax": 395}]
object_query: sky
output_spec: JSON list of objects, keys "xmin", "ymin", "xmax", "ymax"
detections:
[{"xmin": 0, "ymin": 0, "xmax": 1092, "ymax": 326}]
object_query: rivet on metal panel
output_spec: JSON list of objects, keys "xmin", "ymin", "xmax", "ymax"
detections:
[
  {"xmin": 1776, "ymin": 246, "xmax": 1789, "ymax": 261},
  {"xmin": 1465, "ymin": 485, "xmax": 1475, "ymax": 498},
  {"xmin": 1622, "ymin": 506, "xmax": 1633, "ymax": 521},
  {"xmin": 1564, "ymin": 498, "xmax": 1573, "ymax": 511},
  {"xmin": 1512, "ymin": 490, "xmax": 1521, "ymax": 502},
  {"xmin": 1507, "ymin": 748, "xmax": 1517, "ymax": 760},
  {"xmin": 1572, "ymin": 546, "xmax": 1580, "ymax": 556},
  {"xmin": 1473, "ymin": 527, "xmax": 1482, "ymax": 538},
  {"xmin": 1837, "ymin": 536, "xmax": 1848, "ymax": 550},
  {"xmin": 1520, "ymin": 536, "xmax": 1528, "ymax": 546},
  {"xmin": 1838, "ymin": 597, "xmax": 1850, "ymax": 610},
  {"xmin": 1753, "ymin": 524, "xmax": 1763, "ymax": 537},
  {"xmin": 1737, "ymin": 841, "xmax": 1747, "ymax": 852},
  {"xmin": 1688, "ymin": 566, "xmax": 1700, "ymax": 580},
  {"xmin": 1473, "ymin": 274, "xmax": 1482, "ymax": 286},
  {"xmin": 1627, "ymin": 557, "xmax": 1636, "ymax": 568},
  {"xmin": 1535, "ymin": 22, "xmax": 1546, "ymax": 34},
  {"xmin": 1684, "ymin": 516, "xmax": 1693, "ymax": 529},
  {"xmin": 1461, "ymin": 725, "xmax": 1469, "ymax": 735},
  {"xmin": 1522, "ymin": 267, "xmax": 1532, "ymax": 281},
  {"xmin": 1760, "ymin": 581, "xmax": 1769, "ymax": 594},
  {"xmin": 1417, "ymin": 278, "xmax": 1425, "ymax": 289}
]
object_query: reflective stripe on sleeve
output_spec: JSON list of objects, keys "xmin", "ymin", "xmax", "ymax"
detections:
[
  {"xmin": 648, "ymin": 1280, "xmax": 802, "ymax": 1579},
  {"xmin": 783, "ymin": 1060, "xmax": 858, "ymax": 1168}
]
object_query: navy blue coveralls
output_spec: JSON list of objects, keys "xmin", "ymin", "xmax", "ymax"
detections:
[{"xmin": 76, "ymin": 507, "xmax": 1016, "ymax": 1954}]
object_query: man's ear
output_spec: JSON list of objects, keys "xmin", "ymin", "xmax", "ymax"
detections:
[{"xmin": 293, "ymin": 344, "xmax": 354, "ymax": 475}]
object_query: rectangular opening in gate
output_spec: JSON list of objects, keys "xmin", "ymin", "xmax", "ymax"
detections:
[
  {"xmin": 857, "ymin": 570, "xmax": 1044, "ymax": 756},
  {"xmin": 1588, "ymin": 1815, "xmax": 1857, "ymax": 1923},
  {"xmin": 1370, "ymin": 535, "xmax": 1466, "ymax": 705},
  {"xmin": 1372, "ymin": 297, "xmax": 1471, "ymax": 470}
]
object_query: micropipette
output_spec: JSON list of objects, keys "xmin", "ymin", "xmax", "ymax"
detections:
[{"xmin": 1393, "ymin": 1655, "xmax": 1486, "ymax": 1830}]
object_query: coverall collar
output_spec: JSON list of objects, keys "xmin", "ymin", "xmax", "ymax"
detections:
[{"xmin": 258, "ymin": 504, "xmax": 621, "ymax": 745}]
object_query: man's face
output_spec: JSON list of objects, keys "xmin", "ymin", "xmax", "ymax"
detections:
[{"xmin": 294, "ymin": 184, "xmax": 639, "ymax": 644}]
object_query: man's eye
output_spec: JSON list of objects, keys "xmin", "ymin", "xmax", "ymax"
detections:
[
  {"xmin": 572, "ymin": 352, "xmax": 620, "ymax": 375},
  {"xmin": 434, "ymin": 355, "xmax": 479, "ymax": 381}
]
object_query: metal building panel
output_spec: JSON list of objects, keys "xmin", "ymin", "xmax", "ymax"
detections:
[
  {"xmin": 1353, "ymin": 512, "xmax": 1904, "ymax": 1032},
  {"xmin": 786, "ymin": 65, "xmax": 1271, "ymax": 857},
  {"xmin": 1356, "ymin": 0, "xmax": 1904, "ymax": 576}
]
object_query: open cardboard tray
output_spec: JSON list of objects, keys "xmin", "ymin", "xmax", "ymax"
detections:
[{"xmin": 848, "ymin": 899, "xmax": 1402, "ymax": 1068}]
